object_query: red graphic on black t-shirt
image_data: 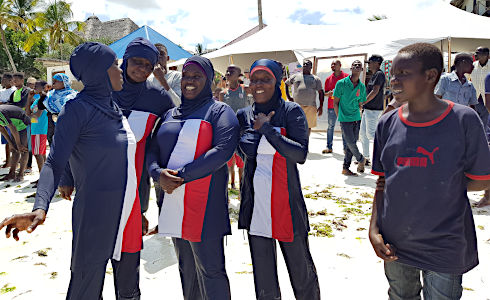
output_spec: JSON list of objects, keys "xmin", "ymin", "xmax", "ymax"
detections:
[
  {"xmin": 416, "ymin": 147, "xmax": 439, "ymax": 164},
  {"xmin": 396, "ymin": 147, "xmax": 439, "ymax": 168}
]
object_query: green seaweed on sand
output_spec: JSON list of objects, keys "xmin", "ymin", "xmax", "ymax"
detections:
[
  {"xmin": 342, "ymin": 207, "xmax": 364, "ymax": 215},
  {"xmin": 360, "ymin": 192, "xmax": 373, "ymax": 198},
  {"xmin": 0, "ymin": 272, "xmax": 6, "ymax": 276},
  {"xmin": 34, "ymin": 248, "xmax": 52, "ymax": 257},
  {"xmin": 228, "ymin": 188, "xmax": 239, "ymax": 196},
  {"xmin": 49, "ymin": 272, "xmax": 58, "ymax": 279},
  {"xmin": 477, "ymin": 225, "xmax": 484, "ymax": 230},
  {"xmin": 337, "ymin": 253, "xmax": 351, "ymax": 259},
  {"xmin": 1, "ymin": 284, "xmax": 16, "ymax": 294},
  {"xmin": 310, "ymin": 223, "xmax": 334, "ymax": 237},
  {"xmin": 34, "ymin": 263, "xmax": 47, "ymax": 267},
  {"xmin": 11, "ymin": 255, "xmax": 28, "ymax": 261},
  {"xmin": 235, "ymin": 271, "xmax": 253, "ymax": 274}
]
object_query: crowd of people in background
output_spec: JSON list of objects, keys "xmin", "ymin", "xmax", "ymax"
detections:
[{"xmin": 0, "ymin": 40, "xmax": 489, "ymax": 300}]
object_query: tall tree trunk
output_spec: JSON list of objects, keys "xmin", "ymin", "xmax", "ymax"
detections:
[
  {"xmin": 258, "ymin": 0, "xmax": 264, "ymax": 29},
  {"xmin": 0, "ymin": 26, "xmax": 18, "ymax": 72}
]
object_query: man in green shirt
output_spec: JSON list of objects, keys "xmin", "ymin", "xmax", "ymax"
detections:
[
  {"xmin": 333, "ymin": 60, "xmax": 367, "ymax": 176},
  {"xmin": 0, "ymin": 104, "xmax": 31, "ymax": 182}
]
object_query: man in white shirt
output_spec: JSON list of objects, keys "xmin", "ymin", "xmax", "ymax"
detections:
[
  {"xmin": 148, "ymin": 43, "xmax": 182, "ymax": 106},
  {"xmin": 470, "ymin": 47, "xmax": 490, "ymax": 207},
  {"xmin": 0, "ymin": 73, "xmax": 16, "ymax": 103},
  {"xmin": 0, "ymin": 73, "xmax": 16, "ymax": 168}
]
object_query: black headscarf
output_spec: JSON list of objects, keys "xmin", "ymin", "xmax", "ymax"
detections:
[
  {"xmin": 249, "ymin": 59, "xmax": 283, "ymax": 115},
  {"xmin": 112, "ymin": 37, "xmax": 159, "ymax": 109},
  {"xmin": 70, "ymin": 42, "xmax": 122, "ymax": 119},
  {"xmin": 174, "ymin": 56, "xmax": 214, "ymax": 119}
]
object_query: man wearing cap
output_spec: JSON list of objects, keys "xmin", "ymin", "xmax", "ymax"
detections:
[
  {"xmin": 26, "ymin": 77, "xmax": 36, "ymax": 89},
  {"xmin": 220, "ymin": 64, "xmax": 249, "ymax": 190},
  {"xmin": 470, "ymin": 47, "xmax": 490, "ymax": 207},
  {"xmin": 285, "ymin": 60, "xmax": 324, "ymax": 137},
  {"xmin": 359, "ymin": 55, "xmax": 385, "ymax": 165}
]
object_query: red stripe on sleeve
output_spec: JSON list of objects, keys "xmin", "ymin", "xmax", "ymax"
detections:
[
  {"xmin": 465, "ymin": 173, "xmax": 490, "ymax": 180},
  {"xmin": 371, "ymin": 170, "xmax": 385, "ymax": 176}
]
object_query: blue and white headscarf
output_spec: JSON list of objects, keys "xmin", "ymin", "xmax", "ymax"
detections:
[{"xmin": 43, "ymin": 73, "xmax": 78, "ymax": 113}]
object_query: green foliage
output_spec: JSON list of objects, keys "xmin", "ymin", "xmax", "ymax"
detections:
[
  {"xmin": 24, "ymin": 0, "xmax": 84, "ymax": 52},
  {"xmin": 0, "ymin": 28, "xmax": 47, "ymax": 77}
]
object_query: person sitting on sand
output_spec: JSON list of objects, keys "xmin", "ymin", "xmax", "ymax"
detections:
[
  {"xmin": 0, "ymin": 105, "xmax": 30, "ymax": 182},
  {"xmin": 237, "ymin": 59, "xmax": 320, "ymax": 299},
  {"xmin": 369, "ymin": 43, "xmax": 490, "ymax": 299}
]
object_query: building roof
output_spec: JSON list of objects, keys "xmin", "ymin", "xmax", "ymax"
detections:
[
  {"xmin": 221, "ymin": 24, "xmax": 267, "ymax": 49},
  {"xmin": 109, "ymin": 25, "xmax": 192, "ymax": 61},
  {"xmin": 78, "ymin": 16, "xmax": 139, "ymax": 42}
]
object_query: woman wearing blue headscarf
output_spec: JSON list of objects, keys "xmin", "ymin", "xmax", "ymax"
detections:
[
  {"xmin": 237, "ymin": 59, "xmax": 320, "ymax": 299},
  {"xmin": 147, "ymin": 56, "xmax": 239, "ymax": 300},
  {"xmin": 112, "ymin": 37, "xmax": 174, "ymax": 235},
  {"xmin": 0, "ymin": 42, "xmax": 142, "ymax": 300},
  {"xmin": 43, "ymin": 72, "xmax": 78, "ymax": 114}
]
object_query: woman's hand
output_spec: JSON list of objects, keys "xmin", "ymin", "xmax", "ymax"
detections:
[
  {"xmin": 253, "ymin": 111, "xmax": 275, "ymax": 131},
  {"xmin": 159, "ymin": 169, "xmax": 184, "ymax": 194},
  {"xmin": 58, "ymin": 186, "xmax": 74, "ymax": 200},
  {"xmin": 0, "ymin": 209, "xmax": 46, "ymax": 241}
]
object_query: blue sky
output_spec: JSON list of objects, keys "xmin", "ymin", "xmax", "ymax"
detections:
[{"xmin": 72, "ymin": 0, "xmax": 452, "ymax": 52}]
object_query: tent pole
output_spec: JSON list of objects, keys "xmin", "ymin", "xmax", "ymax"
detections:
[
  {"xmin": 229, "ymin": 55, "xmax": 234, "ymax": 65},
  {"xmin": 447, "ymin": 37, "xmax": 452, "ymax": 72}
]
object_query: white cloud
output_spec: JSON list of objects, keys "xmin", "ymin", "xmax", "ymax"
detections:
[{"xmin": 70, "ymin": 0, "xmax": 453, "ymax": 52}]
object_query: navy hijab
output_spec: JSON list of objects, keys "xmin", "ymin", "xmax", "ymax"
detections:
[
  {"xmin": 70, "ymin": 42, "xmax": 122, "ymax": 119},
  {"xmin": 249, "ymin": 59, "xmax": 283, "ymax": 115},
  {"xmin": 174, "ymin": 56, "xmax": 214, "ymax": 119},
  {"xmin": 112, "ymin": 37, "xmax": 159, "ymax": 109}
]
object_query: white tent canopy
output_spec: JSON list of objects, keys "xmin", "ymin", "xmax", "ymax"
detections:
[{"xmin": 170, "ymin": 1, "xmax": 490, "ymax": 74}]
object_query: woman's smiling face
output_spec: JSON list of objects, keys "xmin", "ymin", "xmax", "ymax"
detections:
[
  {"xmin": 249, "ymin": 69, "xmax": 276, "ymax": 104},
  {"xmin": 181, "ymin": 64, "xmax": 206, "ymax": 100}
]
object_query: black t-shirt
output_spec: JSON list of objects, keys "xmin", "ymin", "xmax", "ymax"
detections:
[
  {"xmin": 0, "ymin": 104, "xmax": 31, "ymax": 130},
  {"xmin": 372, "ymin": 102, "xmax": 490, "ymax": 274},
  {"xmin": 8, "ymin": 87, "xmax": 30, "ymax": 109},
  {"xmin": 364, "ymin": 70, "xmax": 385, "ymax": 110}
]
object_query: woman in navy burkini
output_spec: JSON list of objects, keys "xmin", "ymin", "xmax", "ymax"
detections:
[
  {"xmin": 147, "ymin": 56, "xmax": 239, "ymax": 300},
  {"xmin": 0, "ymin": 42, "xmax": 141, "ymax": 300},
  {"xmin": 237, "ymin": 59, "xmax": 320, "ymax": 299}
]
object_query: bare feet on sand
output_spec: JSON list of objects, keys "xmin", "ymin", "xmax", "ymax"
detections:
[{"xmin": 0, "ymin": 173, "xmax": 15, "ymax": 181}]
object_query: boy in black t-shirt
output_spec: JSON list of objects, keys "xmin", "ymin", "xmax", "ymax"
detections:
[
  {"xmin": 369, "ymin": 43, "xmax": 490, "ymax": 299},
  {"xmin": 8, "ymin": 73, "xmax": 30, "ymax": 109},
  {"xmin": 0, "ymin": 105, "xmax": 31, "ymax": 182}
]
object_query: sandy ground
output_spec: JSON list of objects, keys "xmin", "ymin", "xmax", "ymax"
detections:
[{"xmin": 0, "ymin": 132, "xmax": 489, "ymax": 299}]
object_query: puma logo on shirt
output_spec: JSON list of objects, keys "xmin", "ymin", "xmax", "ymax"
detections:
[{"xmin": 396, "ymin": 146, "xmax": 439, "ymax": 168}]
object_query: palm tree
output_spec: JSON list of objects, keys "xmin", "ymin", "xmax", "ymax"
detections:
[
  {"xmin": 24, "ymin": 0, "xmax": 83, "ymax": 56},
  {"xmin": 10, "ymin": 0, "xmax": 39, "ymax": 30},
  {"xmin": 0, "ymin": 0, "xmax": 25, "ymax": 72}
]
